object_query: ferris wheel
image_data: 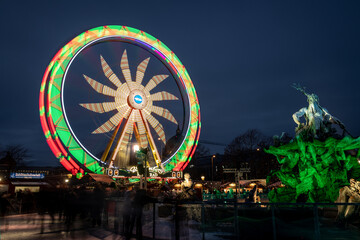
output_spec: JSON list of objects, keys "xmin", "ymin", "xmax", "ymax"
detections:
[{"xmin": 39, "ymin": 26, "xmax": 201, "ymax": 177}]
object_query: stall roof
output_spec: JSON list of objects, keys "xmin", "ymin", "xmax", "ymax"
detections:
[
  {"xmin": 88, "ymin": 173, "xmax": 114, "ymax": 184},
  {"xmin": 239, "ymin": 179, "xmax": 266, "ymax": 186}
]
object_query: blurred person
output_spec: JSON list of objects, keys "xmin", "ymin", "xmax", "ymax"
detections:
[
  {"xmin": 77, "ymin": 186, "xmax": 90, "ymax": 219},
  {"xmin": 129, "ymin": 188, "xmax": 154, "ymax": 240},
  {"xmin": 106, "ymin": 182, "xmax": 118, "ymax": 197},
  {"xmin": 0, "ymin": 192, "xmax": 12, "ymax": 231},
  {"xmin": 23, "ymin": 188, "xmax": 35, "ymax": 223},
  {"xmin": 123, "ymin": 186, "xmax": 135, "ymax": 239},
  {"xmin": 91, "ymin": 183, "xmax": 105, "ymax": 227},
  {"xmin": 104, "ymin": 182, "xmax": 119, "ymax": 228},
  {"xmin": 22, "ymin": 188, "xmax": 35, "ymax": 214},
  {"xmin": 36, "ymin": 189, "xmax": 56, "ymax": 233},
  {"xmin": 64, "ymin": 187, "xmax": 79, "ymax": 232}
]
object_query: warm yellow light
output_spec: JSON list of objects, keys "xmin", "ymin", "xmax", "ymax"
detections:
[
  {"xmin": 249, "ymin": 183, "xmax": 256, "ymax": 187},
  {"xmin": 229, "ymin": 183, "xmax": 236, "ymax": 187},
  {"xmin": 67, "ymin": 174, "xmax": 72, "ymax": 179},
  {"xmin": 212, "ymin": 155, "xmax": 216, "ymax": 158},
  {"xmin": 65, "ymin": 179, "xmax": 69, "ymax": 183},
  {"xmin": 201, "ymin": 176, "xmax": 205, "ymax": 181},
  {"xmin": 174, "ymin": 183, "xmax": 181, "ymax": 188},
  {"xmin": 133, "ymin": 145, "xmax": 139, "ymax": 152},
  {"xmin": 195, "ymin": 183, "xmax": 202, "ymax": 188}
]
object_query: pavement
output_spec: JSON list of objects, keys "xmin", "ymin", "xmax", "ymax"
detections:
[
  {"xmin": 2, "ymin": 211, "xmax": 360, "ymax": 240},
  {"xmin": 0, "ymin": 213, "xmax": 125, "ymax": 240}
]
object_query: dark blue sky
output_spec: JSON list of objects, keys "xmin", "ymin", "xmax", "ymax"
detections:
[{"xmin": 1, "ymin": 1, "xmax": 360, "ymax": 166}]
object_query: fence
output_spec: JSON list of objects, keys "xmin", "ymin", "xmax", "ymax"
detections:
[{"xmin": 102, "ymin": 199, "xmax": 360, "ymax": 240}]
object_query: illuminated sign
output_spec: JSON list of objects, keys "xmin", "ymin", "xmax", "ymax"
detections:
[
  {"xmin": 107, "ymin": 166, "xmax": 164, "ymax": 177},
  {"xmin": 172, "ymin": 171, "xmax": 183, "ymax": 178},
  {"xmin": 10, "ymin": 173, "xmax": 45, "ymax": 179},
  {"xmin": 134, "ymin": 95, "xmax": 143, "ymax": 104}
]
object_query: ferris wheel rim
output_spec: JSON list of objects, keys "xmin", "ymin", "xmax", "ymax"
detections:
[{"xmin": 39, "ymin": 25, "xmax": 201, "ymax": 174}]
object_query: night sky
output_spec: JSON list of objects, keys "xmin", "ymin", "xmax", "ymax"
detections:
[{"xmin": 1, "ymin": 1, "xmax": 360, "ymax": 166}]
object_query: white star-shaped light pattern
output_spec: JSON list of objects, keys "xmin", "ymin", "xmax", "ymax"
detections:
[{"xmin": 79, "ymin": 50, "xmax": 178, "ymax": 168}]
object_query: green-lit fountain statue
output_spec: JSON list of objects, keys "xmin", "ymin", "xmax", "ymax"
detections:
[{"xmin": 266, "ymin": 84, "xmax": 360, "ymax": 203}]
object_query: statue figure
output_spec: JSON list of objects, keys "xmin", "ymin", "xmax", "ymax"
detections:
[
  {"xmin": 181, "ymin": 173, "xmax": 193, "ymax": 190},
  {"xmin": 337, "ymin": 178, "xmax": 360, "ymax": 226},
  {"xmin": 245, "ymin": 185, "xmax": 259, "ymax": 203},
  {"xmin": 292, "ymin": 84, "xmax": 346, "ymax": 139},
  {"xmin": 266, "ymin": 84, "xmax": 360, "ymax": 203},
  {"xmin": 177, "ymin": 173, "xmax": 199, "ymax": 201}
]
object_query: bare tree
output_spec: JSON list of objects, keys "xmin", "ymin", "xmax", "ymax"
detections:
[
  {"xmin": 224, "ymin": 129, "xmax": 277, "ymax": 179},
  {"xmin": 0, "ymin": 144, "xmax": 30, "ymax": 167},
  {"xmin": 225, "ymin": 129, "xmax": 272, "ymax": 154},
  {"xmin": 192, "ymin": 143, "xmax": 210, "ymax": 160},
  {"xmin": 184, "ymin": 143, "xmax": 211, "ymax": 180}
]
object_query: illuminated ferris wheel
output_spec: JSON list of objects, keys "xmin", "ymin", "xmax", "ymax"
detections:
[{"xmin": 39, "ymin": 26, "xmax": 200, "ymax": 177}]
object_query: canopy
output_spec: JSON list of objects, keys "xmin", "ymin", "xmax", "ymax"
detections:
[{"xmin": 88, "ymin": 173, "xmax": 114, "ymax": 184}]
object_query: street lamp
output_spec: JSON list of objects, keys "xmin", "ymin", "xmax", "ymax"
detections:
[
  {"xmin": 201, "ymin": 175, "xmax": 205, "ymax": 181},
  {"xmin": 133, "ymin": 144, "xmax": 143, "ymax": 188},
  {"xmin": 211, "ymin": 154, "xmax": 216, "ymax": 182}
]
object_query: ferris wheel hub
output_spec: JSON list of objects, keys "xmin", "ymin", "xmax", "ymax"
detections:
[{"xmin": 128, "ymin": 89, "xmax": 148, "ymax": 110}]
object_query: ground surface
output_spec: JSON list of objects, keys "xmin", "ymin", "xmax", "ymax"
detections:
[{"xmin": 1, "ymin": 208, "xmax": 360, "ymax": 240}]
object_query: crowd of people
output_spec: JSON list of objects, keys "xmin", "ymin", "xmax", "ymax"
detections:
[
  {"xmin": 0, "ymin": 182, "xmax": 166, "ymax": 239},
  {"xmin": 0, "ymin": 180, "xmax": 267, "ymax": 239}
]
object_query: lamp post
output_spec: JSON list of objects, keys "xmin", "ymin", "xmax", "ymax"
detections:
[
  {"xmin": 134, "ymin": 144, "xmax": 142, "ymax": 189},
  {"xmin": 144, "ymin": 148, "xmax": 148, "ymax": 190},
  {"xmin": 211, "ymin": 154, "xmax": 216, "ymax": 182}
]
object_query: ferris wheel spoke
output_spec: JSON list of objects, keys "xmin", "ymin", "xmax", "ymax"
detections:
[
  {"xmin": 134, "ymin": 110, "xmax": 149, "ymax": 148},
  {"xmin": 139, "ymin": 110, "xmax": 163, "ymax": 169},
  {"xmin": 144, "ymin": 75, "xmax": 169, "ymax": 92},
  {"xmin": 83, "ymin": 74, "xmax": 116, "ymax": 97},
  {"xmin": 92, "ymin": 119, "xmax": 115, "ymax": 134},
  {"xmin": 143, "ymin": 111, "xmax": 166, "ymax": 144},
  {"xmin": 150, "ymin": 91, "xmax": 178, "ymax": 101},
  {"xmin": 92, "ymin": 107, "xmax": 129, "ymax": 134},
  {"xmin": 151, "ymin": 105, "xmax": 178, "ymax": 124},
  {"xmin": 79, "ymin": 103, "xmax": 104, "ymax": 113},
  {"xmin": 135, "ymin": 57, "xmax": 150, "ymax": 85},
  {"xmin": 100, "ymin": 55, "xmax": 122, "ymax": 88},
  {"xmin": 120, "ymin": 50, "xmax": 133, "ymax": 91},
  {"xmin": 79, "ymin": 102, "xmax": 118, "ymax": 113}
]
